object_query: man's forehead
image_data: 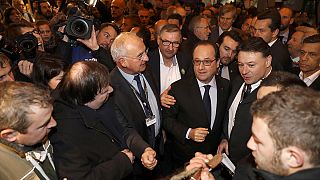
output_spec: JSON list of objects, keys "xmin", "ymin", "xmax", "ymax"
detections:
[
  {"xmin": 301, "ymin": 42, "xmax": 320, "ymax": 51},
  {"xmin": 222, "ymin": 36, "xmax": 239, "ymax": 47}
]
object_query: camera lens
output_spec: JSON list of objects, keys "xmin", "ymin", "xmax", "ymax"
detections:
[
  {"xmin": 20, "ymin": 39, "xmax": 36, "ymax": 52},
  {"xmin": 71, "ymin": 19, "xmax": 89, "ymax": 37}
]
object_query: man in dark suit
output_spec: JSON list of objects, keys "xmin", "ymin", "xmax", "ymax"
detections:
[
  {"xmin": 216, "ymin": 30, "xmax": 242, "ymax": 82},
  {"xmin": 162, "ymin": 40, "xmax": 230, "ymax": 170},
  {"xmin": 253, "ymin": 9, "xmax": 292, "ymax": 71},
  {"xmin": 299, "ymin": 34, "xmax": 320, "ymax": 91},
  {"xmin": 209, "ymin": 4, "xmax": 243, "ymax": 43},
  {"xmin": 148, "ymin": 24, "xmax": 191, "ymax": 94},
  {"xmin": 217, "ymin": 37, "xmax": 272, "ymax": 165},
  {"xmin": 279, "ymin": 6, "xmax": 295, "ymax": 44},
  {"xmin": 109, "ymin": 32, "xmax": 162, "ymax": 178}
]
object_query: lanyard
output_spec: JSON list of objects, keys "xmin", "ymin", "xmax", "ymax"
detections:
[{"xmin": 129, "ymin": 78, "xmax": 154, "ymax": 117}]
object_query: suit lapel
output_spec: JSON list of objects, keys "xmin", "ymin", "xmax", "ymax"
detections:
[{"xmin": 227, "ymin": 78, "xmax": 244, "ymax": 109}]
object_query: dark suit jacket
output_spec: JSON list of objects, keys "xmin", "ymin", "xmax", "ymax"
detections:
[
  {"xmin": 148, "ymin": 48, "xmax": 192, "ymax": 92},
  {"xmin": 270, "ymin": 38, "xmax": 292, "ymax": 71},
  {"xmin": 310, "ymin": 75, "xmax": 320, "ymax": 91},
  {"xmin": 162, "ymin": 75, "xmax": 230, "ymax": 164},
  {"xmin": 222, "ymin": 76, "xmax": 259, "ymax": 164},
  {"xmin": 110, "ymin": 67, "xmax": 162, "ymax": 150},
  {"xmin": 51, "ymin": 96, "xmax": 148, "ymax": 179}
]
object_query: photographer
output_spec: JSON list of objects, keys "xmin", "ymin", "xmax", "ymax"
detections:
[
  {"xmin": 55, "ymin": 18, "xmax": 119, "ymax": 71},
  {"xmin": 4, "ymin": 22, "xmax": 45, "ymax": 82}
]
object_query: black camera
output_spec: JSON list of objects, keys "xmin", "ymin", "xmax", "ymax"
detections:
[
  {"xmin": 65, "ymin": 16, "xmax": 93, "ymax": 39},
  {"xmin": 15, "ymin": 33, "xmax": 38, "ymax": 60}
]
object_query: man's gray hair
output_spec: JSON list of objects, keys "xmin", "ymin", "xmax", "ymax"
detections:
[{"xmin": 110, "ymin": 32, "xmax": 143, "ymax": 62}]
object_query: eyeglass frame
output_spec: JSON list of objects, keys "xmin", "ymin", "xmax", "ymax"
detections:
[
  {"xmin": 193, "ymin": 59, "xmax": 216, "ymax": 66},
  {"xmin": 122, "ymin": 48, "xmax": 149, "ymax": 61},
  {"xmin": 159, "ymin": 38, "xmax": 181, "ymax": 48}
]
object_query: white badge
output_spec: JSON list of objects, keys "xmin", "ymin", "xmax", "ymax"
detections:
[{"xmin": 146, "ymin": 115, "xmax": 156, "ymax": 127}]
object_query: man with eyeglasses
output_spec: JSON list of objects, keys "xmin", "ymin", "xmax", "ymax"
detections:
[
  {"xmin": 110, "ymin": 32, "xmax": 163, "ymax": 178},
  {"xmin": 209, "ymin": 4, "xmax": 242, "ymax": 43},
  {"xmin": 162, "ymin": 40, "xmax": 230, "ymax": 172},
  {"xmin": 148, "ymin": 24, "xmax": 191, "ymax": 95}
]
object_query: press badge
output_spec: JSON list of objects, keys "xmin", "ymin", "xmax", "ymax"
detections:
[{"xmin": 146, "ymin": 115, "xmax": 156, "ymax": 127}]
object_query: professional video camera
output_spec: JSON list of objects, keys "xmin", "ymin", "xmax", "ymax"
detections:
[{"xmin": 65, "ymin": 15, "xmax": 94, "ymax": 40}]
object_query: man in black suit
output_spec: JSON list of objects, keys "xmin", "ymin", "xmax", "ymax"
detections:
[
  {"xmin": 162, "ymin": 40, "xmax": 230, "ymax": 170},
  {"xmin": 209, "ymin": 4, "xmax": 243, "ymax": 43},
  {"xmin": 279, "ymin": 6, "xmax": 295, "ymax": 44},
  {"xmin": 109, "ymin": 32, "xmax": 162, "ymax": 178},
  {"xmin": 217, "ymin": 37, "xmax": 272, "ymax": 165},
  {"xmin": 216, "ymin": 30, "xmax": 242, "ymax": 82},
  {"xmin": 148, "ymin": 24, "xmax": 191, "ymax": 94},
  {"xmin": 253, "ymin": 9, "xmax": 292, "ymax": 71},
  {"xmin": 299, "ymin": 34, "xmax": 320, "ymax": 91}
]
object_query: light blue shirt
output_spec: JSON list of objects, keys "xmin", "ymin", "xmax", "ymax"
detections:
[{"xmin": 118, "ymin": 67, "xmax": 161, "ymax": 136}]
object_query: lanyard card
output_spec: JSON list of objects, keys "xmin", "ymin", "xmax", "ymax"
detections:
[{"xmin": 146, "ymin": 115, "xmax": 156, "ymax": 127}]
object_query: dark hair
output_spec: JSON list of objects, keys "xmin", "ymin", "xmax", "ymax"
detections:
[
  {"xmin": 159, "ymin": 24, "xmax": 181, "ymax": 37},
  {"xmin": 303, "ymin": 34, "xmax": 320, "ymax": 44},
  {"xmin": 167, "ymin": 13, "xmax": 183, "ymax": 26},
  {"xmin": 32, "ymin": 53, "xmax": 67, "ymax": 89},
  {"xmin": 261, "ymin": 71, "xmax": 306, "ymax": 88},
  {"xmin": 59, "ymin": 61, "xmax": 109, "ymax": 105},
  {"xmin": 3, "ymin": 7, "xmax": 21, "ymax": 25},
  {"xmin": 216, "ymin": 30, "xmax": 242, "ymax": 46},
  {"xmin": 135, "ymin": 25, "xmax": 151, "ymax": 48},
  {"xmin": 36, "ymin": 20, "xmax": 50, "ymax": 27},
  {"xmin": 193, "ymin": 40, "xmax": 219, "ymax": 59},
  {"xmin": 279, "ymin": 6, "xmax": 295, "ymax": 18},
  {"xmin": 4, "ymin": 22, "xmax": 34, "ymax": 47},
  {"xmin": 188, "ymin": 16, "xmax": 204, "ymax": 32},
  {"xmin": 257, "ymin": 9, "xmax": 281, "ymax": 32},
  {"xmin": 238, "ymin": 37, "xmax": 271, "ymax": 57},
  {"xmin": 251, "ymin": 86, "xmax": 320, "ymax": 166},
  {"xmin": 100, "ymin": 22, "xmax": 121, "ymax": 35},
  {"xmin": 123, "ymin": 14, "xmax": 141, "ymax": 27}
]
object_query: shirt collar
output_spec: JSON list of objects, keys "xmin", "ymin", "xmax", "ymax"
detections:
[
  {"xmin": 292, "ymin": 56, "xmax": 300, "ymax": 63},
  {"xmin": 299, "ymin": 69, "xmax": 320, "ymax": 81},
  {"xmin": 196, "ymin": 76, "xmax": 217, "ymax": 88},
  {"xmin": 268, "ymin": 38, "xmax": 278, "ymax": 47},
  {"xmin": 219, "ymin": 26, "xmax": 232, "ymax": 35},
  {"xmin": 118, "ymin": 67, "xmax": 137, "ymax": 84}
]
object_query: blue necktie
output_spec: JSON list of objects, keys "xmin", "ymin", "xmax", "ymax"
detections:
[{"xmin": 134, "ymin": 74, "xmax": 155, "ymax": 147}]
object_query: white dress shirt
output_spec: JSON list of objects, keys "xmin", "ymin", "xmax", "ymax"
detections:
[
  {"xmin": 159, "ymin": 49, "xmax": 181, "ymax": 94},
  {"xmin": 299, "ymin": 70, "xmax": 320, "ymax": 87}
]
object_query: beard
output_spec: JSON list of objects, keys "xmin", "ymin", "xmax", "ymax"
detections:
[
  {"xmin": 257, "ymin": 149, "xmax": 290, "ymax": 176},
  {"xmin": 280, "ymin": 24, "xmax": 289, "ymax": 31}
]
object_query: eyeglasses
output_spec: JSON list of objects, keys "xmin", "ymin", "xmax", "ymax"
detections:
[
  {"xmin": 193, "ymin": 59, "xmax": 216, "ymax": 66},
  {"xmin": 160, "ymin": 38, "xmax": 180, "ymax": 48},
  {"xmin": 123, "ymin": 48, "xmax": 149, "ymax": 61}
]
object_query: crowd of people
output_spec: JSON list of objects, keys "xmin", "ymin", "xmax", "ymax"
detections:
[{"xmin": 0, "ymin": 0, "xmax": 319, "ymax": 179}]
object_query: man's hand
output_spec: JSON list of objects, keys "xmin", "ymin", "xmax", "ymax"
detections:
[
  {"xmin": 160, "ymin": 86, "xmax": 176, "ymax": 108},
  {"xmin": 121, "ymin": 149, "xmax": 135, "ymax": 164},
  {"xmin": 18, "ymin": 60, "xmax": 33, "ymax": 77},
  {"xmin": 186, "ymin": 152, "xmax": 215, "ymax": 180},
  {"xmin": 217, "ymin": 139, "xmax": 229, "ymax": 155},
  {"xmin": 141, "ymin": 147, "xmax": 157, "ymax": 170},
  {"xmin": 189, "ymin": 128, "xmax": 209, "ymax": 142},
  {"xmin": 77, "ymin": 26, "xmax": 99, "ymax": 51}
]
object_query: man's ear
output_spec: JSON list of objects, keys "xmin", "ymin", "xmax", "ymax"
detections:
[
  {"xmin": 118, "ymin": 58, "xmax": 127, "ymax": 68},
  {"xmin": 272, "ymin": 29, "xmax": 280, "ymax": 39},
  {"xmin": 0, "ymin": 129, "xmax": 18, "ymax": 142},
  {"xmin": 266, "ymin": 55, "xmax": 272, "ymax": 68},
  {"xmin": 281, "ymin": 146, "xmax": 305, "ymax": 168}
]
